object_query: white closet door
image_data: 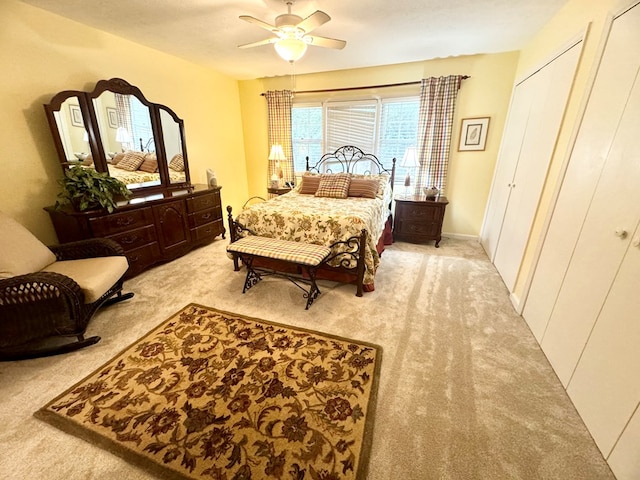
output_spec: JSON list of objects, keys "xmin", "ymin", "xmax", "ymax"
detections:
[
  {"xmin": 608, "ymin": 405, "xmax": 640, "ymax": 480},
  {"xmin": 492, "ymin": 44, "xmax": 581, "ymax": 290},
  {"xmin": 566, "ymin": 220, "xmax": 640, "ymax": 457},
  {"xmin": 540, "ymin": 61, "xmax": 640, "ymax": 386},
  {"xmin": 522, "ymin": 4, "xmax": 640, "ymax": 341},
  {"xmin": 480, "ymin": 81, "xmax": 533, "ymax": 260}
]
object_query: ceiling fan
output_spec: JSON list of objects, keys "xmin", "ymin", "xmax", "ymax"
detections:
[{"xmin": 238, "ymin": 0, "xmax": 346, "ymax": 62}]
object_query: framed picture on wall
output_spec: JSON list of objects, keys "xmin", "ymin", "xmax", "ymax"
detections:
[
  {"xmin": 458, "ymin": 117, "xmax": 490, "ymax": 151},
  {"xmin": 69, "ymin": 104, "xmax": 83, "ymax": 127},
  {"xmin": 106, "ymin": 107, "xmax": 118, "ymax": 128}
]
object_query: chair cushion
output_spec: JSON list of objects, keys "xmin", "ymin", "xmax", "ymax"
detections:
[
  {"xmin": 41, "ymin": 256, "xmax": 129, "ymax": 303},
  {"xmin": 0, "ymin": 211, "xmax": 57, "ymax": 279}
]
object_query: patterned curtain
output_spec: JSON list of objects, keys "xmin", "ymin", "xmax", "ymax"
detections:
[
  {"xmin": 114, "ymin": 93, "xmax": 133, "ymax": 151},
  {"xmin": 415, "ymin": 75, "xmax": 464, "ymax": 195},
  {"xmin": 265, "ymin": 90, "xmax": 294, "ymax": 186}
]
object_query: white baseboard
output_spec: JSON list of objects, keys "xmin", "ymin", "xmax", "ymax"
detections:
[{"xmin": 441, "ymin": 232, "xmax": 479, "ymax": 241}]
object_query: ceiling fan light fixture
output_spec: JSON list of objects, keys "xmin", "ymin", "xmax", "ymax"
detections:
[{"xmin": 274, "ymin": 38, "xmax": 307, "ymax": 62}]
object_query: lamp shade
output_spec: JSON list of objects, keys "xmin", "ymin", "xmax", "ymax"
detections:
[
  {"xmin": 401, "ymin": 146, "xmax": 418, "ymax": 168},
  {"xmin": 268, "ymin": 144, "xmax": 286, "ymax": 161},
  {"xmin": 274, "ymin": 38, "xmax": 307, "ymax": 62}
]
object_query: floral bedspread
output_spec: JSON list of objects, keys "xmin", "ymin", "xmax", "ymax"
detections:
[
  {"xmin": 107, "ymin": 164, "xmax": 185, "ymax": 187},
  {"xmin": 235, "ymin": 186, "xmax": 392, "ymax": 286}
]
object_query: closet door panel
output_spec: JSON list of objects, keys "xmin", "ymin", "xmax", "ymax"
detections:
[
  {"xmin": 480, "ymin": 80, "xmax": 533, "ymax": 260},
  {"xmin": 608, "ymin": 404, "xmax": 640, "ymax": 480},
  {"xmin": 567, "ymin": 221, "xmax": 640, "ymax": 456},
  {"xmin": 493, "ymin": 44, "xmax": 581, "ymax": 290},
  {"xmin": 540, "ymin": 68, "xmax": 640, "ymax": 387},
  {"xmin": 522, "ymin": 5, "xmax": 640, "ymax": 340}
]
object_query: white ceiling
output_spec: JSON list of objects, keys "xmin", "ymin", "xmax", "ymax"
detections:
[{"xmin": 20, "ymin": 0, "xmax": 568, "ymax": 80}]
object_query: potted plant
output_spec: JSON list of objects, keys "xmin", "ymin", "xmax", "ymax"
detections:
[{"xmin": 57, "ymin": 164, "xmax": 131, "ymax": 213}]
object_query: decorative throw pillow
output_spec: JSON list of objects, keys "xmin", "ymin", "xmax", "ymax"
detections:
[
  {"xmin": 169, "ymin": 153, "xmax": 184, "ymax": 172},
  {"xmin": 315, "ymin": 173, "xmax": 351, "ymax": 199},
  {"xmin": 347, "ymin": 177, "xmax": 379, "ymax": 198},
  {"xmin": 116, "ymin": 151, "xmax": 145, "ymax": 171},
  {"xmin": 0, "ymin": 210, "xmax": 56, "ymax": 279},
  {"xmin": 139, "ymin": 154, "xmax": 158, "ymax": 173},
  {"xmin": 351, "ymin": 173, "xmax": 389, "ymax": 198},
  {"xmin": 111, "ymin": 152, "xmax": 125, "ymax": 165},
  {"xmin": 81, "ymin": 154, "xmax": 93, "ymax": 167},
  {"xmin": 299, "ymin": 174, "xmax": 321, "ymax": 194}
]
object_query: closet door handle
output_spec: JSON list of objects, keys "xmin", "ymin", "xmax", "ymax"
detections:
[
  {"xmin": 632, "ymin": 237, "xmax": 640, "ymax": 248},
  {"xmin": 614, "ymin": 228, "xmax": 628, "ymax": 238}
]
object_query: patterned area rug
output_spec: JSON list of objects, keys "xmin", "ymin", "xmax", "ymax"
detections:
[{"xmin": 35, "ymin": 304, "xmax": 382, "ymax": 480}]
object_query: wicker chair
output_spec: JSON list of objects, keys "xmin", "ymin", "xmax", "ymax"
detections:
[{"xmin": 0, "ymin": 211, "xmax": 133, "ymax": 360}]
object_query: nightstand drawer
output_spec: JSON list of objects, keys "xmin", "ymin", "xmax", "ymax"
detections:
[
  {"xmin": 400, "ymin": 205, "xmax": 442, "ymax": 220},
  {"xmin": 396, "ymin": 220, "xmax": 441, "ymax": 237}
]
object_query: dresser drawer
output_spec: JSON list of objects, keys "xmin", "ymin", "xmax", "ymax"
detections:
[
  {"xmin": 90, "ymin": 207, "xmax": 154, "ymax": 236},
  {"xmin": 186, "ymin": 191, "xmax": 220, "ymax": 213},
  {"xmin": 191, "ymin": 219, "xmax": 224, "ymax": 242},
  {"xmin": 107, "ymin": 225, "xmax": 156, "ymax": 251},
  {"xmin": 189, "ymin": 207, "xmax": 222, "ymax": 228},
  {"xmin": 124, "ymin": 242, "xmax": 162, "ymax": 277}
]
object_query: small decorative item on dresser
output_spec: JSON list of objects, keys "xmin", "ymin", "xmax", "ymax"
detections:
[{"xmin": 423, "ymin": 186, "xmax": 439, "ymax": 200}]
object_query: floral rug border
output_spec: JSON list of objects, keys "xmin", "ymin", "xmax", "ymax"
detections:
[{"xmin": 35, "ymin": 303, "xmax": 382, "ymax": 480}]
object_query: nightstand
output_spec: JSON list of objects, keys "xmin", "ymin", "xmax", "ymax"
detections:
[
  {"xmin": 393, "ymin": 195, "xmax": 449, "ymax": 247},
  {"xmin": 267, "ymin": 187, "xmax": 292, "ymax": 196}
]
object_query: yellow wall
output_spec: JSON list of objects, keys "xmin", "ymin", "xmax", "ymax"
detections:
[
  {"xmin": 0, "ymin": 0, "xmax": 248, "ymax": 244},
  {"xmin": 512, "ymin": 0, "xmax": 629, "ymax": 298},
  {"xmin": 238, "ymin": 52, "xmax": 519, "ymax": 237}
]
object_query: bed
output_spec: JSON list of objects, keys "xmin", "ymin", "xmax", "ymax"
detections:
[
  {"xmin": 227, "ymin": 145, "xmax": 396, "ymax": 295},
  {"xmin": 107, "ymin": 151, "xmax": 186, "ymax": 188}
]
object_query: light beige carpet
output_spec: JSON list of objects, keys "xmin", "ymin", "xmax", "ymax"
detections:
[{"xmin": 0, "ymin": 237, "xmax": 615, "ymax": 479}]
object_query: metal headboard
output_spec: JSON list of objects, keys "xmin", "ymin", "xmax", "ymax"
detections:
[{"xmin": 305, "ymin": 146, "xmax": 396, "ymax": 185}]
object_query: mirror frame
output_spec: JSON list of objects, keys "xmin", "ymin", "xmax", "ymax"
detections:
[{"xmin": 44, "ymin": 78, "xmax": 191, "ymax": 196}]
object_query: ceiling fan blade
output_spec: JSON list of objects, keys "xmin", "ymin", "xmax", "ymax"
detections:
[
  {"xmin": 239, "ymin": 15, "xmax": 278, "ymax": 33},
  {"xmin": 238, "ymin": 37, "xmax": 279, "ymax": 49},
  {"xmin": 304, "ymin": 35, "xmax": 346, "ymax": 50},
  {"xmin": 296, "ymin": 10, "xmax": 330, "ymax": 34}
]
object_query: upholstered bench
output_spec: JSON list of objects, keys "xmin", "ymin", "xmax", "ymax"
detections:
[{"xmin": 226, "ymin": 236, "xmax": 331, "ymax": 309}]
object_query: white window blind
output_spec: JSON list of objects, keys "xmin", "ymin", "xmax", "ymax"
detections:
[
  {"xmin": 325, "ymin": 101, "xmax": 377, "ymax": 154},
  {"xmin": 292, "ymin": 96, "xmax": 419, "ymax": 188}
]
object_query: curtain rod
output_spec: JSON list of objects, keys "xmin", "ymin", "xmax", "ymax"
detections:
[{"xmin": 260, "ymin": 76, "xmax": 470, "ymax": 96}]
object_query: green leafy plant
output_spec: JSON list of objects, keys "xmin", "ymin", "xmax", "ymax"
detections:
[{"xmin": 57, "ymin": 165, "xmax": 131, "ymax": 213}]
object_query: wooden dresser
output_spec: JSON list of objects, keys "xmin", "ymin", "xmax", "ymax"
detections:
[
  {"xmin": 393, "ymin": 195, "xmax": 449, "ymax": 247},
  {"xmin": 46, "ymin": 185, "xmax": 224, "ymax": 278}
]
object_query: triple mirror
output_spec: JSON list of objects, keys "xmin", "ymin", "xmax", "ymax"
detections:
[{"xmin": 44, "ymin": 78, "xmax": 190, "ymax": 195}]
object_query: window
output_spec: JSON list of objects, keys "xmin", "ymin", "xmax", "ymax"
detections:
[
  {"xmin": 292, "ymin": 97, "xmax": 419, "ymax": 187},
  {"xmin": 291, "ymin": 105, "xmax": 322, "ymax": 173}
]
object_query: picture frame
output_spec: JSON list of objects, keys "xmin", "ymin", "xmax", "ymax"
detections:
[
  {"xmin": 106, "ymin": 107, "xmax": 118, "ymax": 128},
  {"xmin": 69, "ymin": 104, "xmax": 83, "ymax": 127},
  {"xmin": 458, "ymin": 117, "xmax": 490, "ymax": 151}
]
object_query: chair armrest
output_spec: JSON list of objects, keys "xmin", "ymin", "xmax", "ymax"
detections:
[
  {"xmin": 0, "ymin": 271, "xmax": 83, "ymax": 305},
  {"xmin": 49, "ymin": 238, "xmax": 125, "ymax": 261}
]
